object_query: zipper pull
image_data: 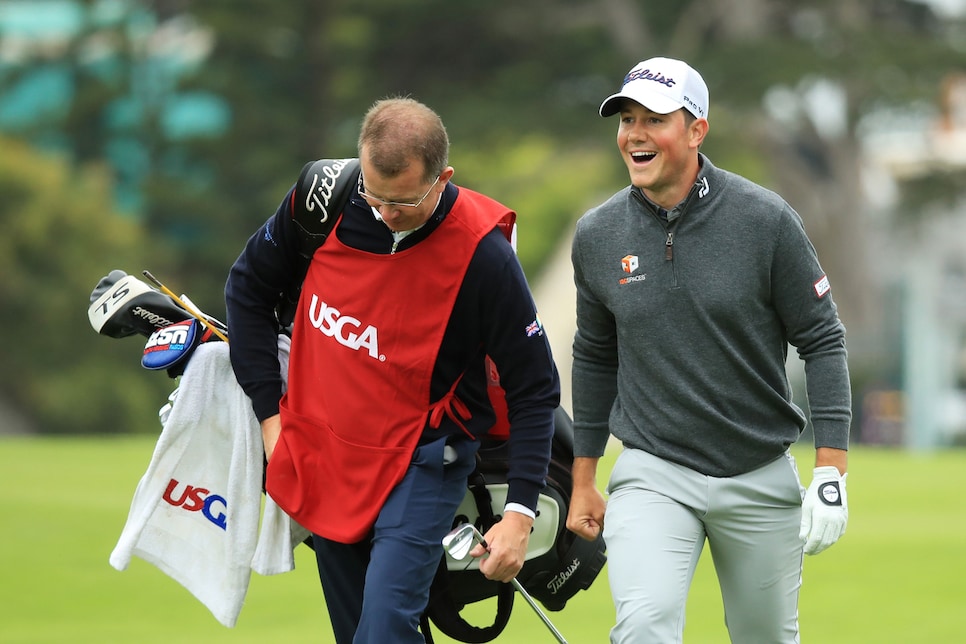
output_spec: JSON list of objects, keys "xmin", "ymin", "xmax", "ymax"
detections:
[{"xmin": 665, "ymin": 231, "xmax": 674, "ymax": 261}]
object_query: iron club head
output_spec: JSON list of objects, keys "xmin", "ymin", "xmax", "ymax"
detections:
[
  {"xmin": 442, "ymin": 523, "xmax": 486, "ymax": 560},
  {"xmin": 440, "ymin": 523, "xmax": 569, "ymax": 643}
]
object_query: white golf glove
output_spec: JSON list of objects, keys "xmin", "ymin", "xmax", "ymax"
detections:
[{"xmin": 799, "ymin": 466, "xmax": 848, "ymax": 555}]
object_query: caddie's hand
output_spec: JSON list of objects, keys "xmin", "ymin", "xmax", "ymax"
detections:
[
  {"xmin": 800, "ymin": 465, "xmax": 848, "ymax": 555},
  {"xmin": 261, "ymin": 414, "xmax": 282, "ymax": 461},
  {"xmin": 472, "ymin": 511, "xmax": 533, "ymax": 583}
]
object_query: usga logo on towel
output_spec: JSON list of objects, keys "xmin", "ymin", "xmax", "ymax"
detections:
[{"xmin": 162, "ymin": 478, "xmax": 228, "ymax": 531}]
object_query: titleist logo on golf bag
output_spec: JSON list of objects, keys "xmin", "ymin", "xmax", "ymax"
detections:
[
  {"xmin": 306, "ymin": 293, "xmax": 382, "ymax": 360},
  {"xmin": 304, "ymin": 158, "xmax": 355, "ymax": 224},
  {"xmin": 547, "ymin": 558, "xmax": 580, "ymax": 595}
]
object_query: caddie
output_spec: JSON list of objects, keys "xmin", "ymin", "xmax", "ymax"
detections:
[{"xmin": 225, "ymin": 97, "xmax": 560, "ymax": 644}]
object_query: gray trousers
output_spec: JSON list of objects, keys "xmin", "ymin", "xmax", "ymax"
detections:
[{"xmin": 603, "ymin": 448, "xmax": 805, "ymax": 644}]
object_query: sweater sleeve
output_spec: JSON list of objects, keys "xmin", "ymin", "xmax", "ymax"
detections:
[
  {"xmin": 224, "ymin": 186, "xmax": 303, "ymax": 421},
  {"xmin": 570, "ymin": 215, "xmax": 619, "ymax": 458},
  {"xmin": 772, "ymin": 206, "xmax": 852, "ymax": 450}
]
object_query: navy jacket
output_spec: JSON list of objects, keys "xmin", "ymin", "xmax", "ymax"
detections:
[{"xmin": 226, "ymin": 179, "xmax": 561, "ymax": 510}]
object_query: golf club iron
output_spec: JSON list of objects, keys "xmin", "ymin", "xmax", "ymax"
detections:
[{"xmin": 441, "ymin": 523, "xmax": 568, "ymax": 644}]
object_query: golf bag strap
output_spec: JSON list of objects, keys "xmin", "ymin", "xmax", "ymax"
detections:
[
  {"xmin": 420, "ymin": 614, "xmax": 436, "ymax": 644},
  {"xmin": 469, "ymin": 468, "xmax": 496, "ymax": 523},
  {"xmin": 291, "ymin": 157, "xmax": 361, "ymax": 259},
  {"xmin": 278, "ymin": 158, "xmax": 361, "ymax": 328},
  {"xmin": 423, "ymin": 464, "xmax": 515, "ymax": 643},
  {"xmin": 424, "ymin": 558, "xmax": 514, "ymax": 643}
]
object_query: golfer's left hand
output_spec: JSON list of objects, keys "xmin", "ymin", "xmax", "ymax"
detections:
[
  {"xmin": 471, "ymin": 511, "xmax": 533, "ymax": 582},
  {"xmin": 800, "ymin": 466, "xmax": 849, "ymax": 555}
]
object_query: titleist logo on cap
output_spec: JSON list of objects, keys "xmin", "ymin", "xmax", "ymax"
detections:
[
  {"xmin": 623, "ymin": 68, "xmax": 676, "ymax": 89},
  {"xmin": 599, "ymin": 57, "xmax": 709, "ymax": 119}
]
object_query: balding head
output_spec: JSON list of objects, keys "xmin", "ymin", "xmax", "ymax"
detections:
[{"xmin": 357, "ymin": 98, "xmax": 449, "ymax": 183}]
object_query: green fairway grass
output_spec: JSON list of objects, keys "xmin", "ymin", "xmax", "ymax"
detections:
[{"xmin": 1, "ymin": 436, "xmax": 964, "ymax": 643}]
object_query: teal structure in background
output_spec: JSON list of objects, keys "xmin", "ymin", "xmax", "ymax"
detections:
[{"xmin": 0, "ymin": 0, "xmax": 229, "ymax": 213}]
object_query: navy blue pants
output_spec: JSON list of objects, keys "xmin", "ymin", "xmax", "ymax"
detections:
[{"xmin": 312, "ymin": 436, "xmax": 478, "ymax": 644}]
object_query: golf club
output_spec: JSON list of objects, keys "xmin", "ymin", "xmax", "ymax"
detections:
[
  {"xmin": 142, "ymin": 270, "xmax": 230, "ymax": 344},
  {"xmin": 442, "ymin": 523, "xmax": 568, "ymax": 644}
]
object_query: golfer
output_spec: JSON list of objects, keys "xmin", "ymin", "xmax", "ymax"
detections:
[
  {"xmin": 226, "ymin": 97, "xmax": 560, "ymax": 643},
  {"xmin": 566, "ymin": 57, "xmax": 852, "ymax": 643}
]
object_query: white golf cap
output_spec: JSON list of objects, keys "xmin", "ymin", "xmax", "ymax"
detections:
[{"xmin": 599, "ymin": 57, "xmax": 709, "ymax": 120}]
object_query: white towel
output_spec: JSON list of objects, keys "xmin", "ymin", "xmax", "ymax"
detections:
[
  {"xmin": 110, "ymin": 335, "xmax": 300, "ymax": 627},
  {"xmin": 252, "ymin": 491, "xmax": 311, "ymax": 575},
  {"xmin": 250, "ymin": 336, "xmax": 311, "ymax": 575}
]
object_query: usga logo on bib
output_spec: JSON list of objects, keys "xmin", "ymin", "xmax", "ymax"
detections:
[{"xmin": 307, "ymin": 294, "xmax": 383, "ymax": 361}]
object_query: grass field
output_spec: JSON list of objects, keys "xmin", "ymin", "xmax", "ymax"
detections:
[{"xmin": 1, "ymin": 436, "xmax": 964, "ymax": 643}]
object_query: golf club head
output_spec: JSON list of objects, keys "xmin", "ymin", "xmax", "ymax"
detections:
[
  {"xmin": 442, "ymin": 523, "xmax": 484, "ymax": 561},
  {"xmin": 441, "ymin": 523, "xmax": 570, "ymax": 643},
  {"xmin": 88, "ymin": 270, "xmax": 189, "ymax": 338}
]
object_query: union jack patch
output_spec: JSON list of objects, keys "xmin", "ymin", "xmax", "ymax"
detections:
[{"xmin": 525, "ymin": 314, "xmax": 544, "ymax": 337}]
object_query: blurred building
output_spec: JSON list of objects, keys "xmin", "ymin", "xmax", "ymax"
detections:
[{"xmin": 860, "ymin": 72, "xmax": 966, "ymax": 447}]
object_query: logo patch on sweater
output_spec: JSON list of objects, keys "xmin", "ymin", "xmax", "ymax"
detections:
[
  {"xmin": 619, "ymin": 255, "xmax": 646, "ymax": 285},
  {"xmin": 525, "ymin": 314, "xmax": 544, "ymax": 337},
  {"xmin": 619, "ymin": 273, "xmax": 647, "ymax": 285},
  {"xmin": 813, "ymin": 275, "xmax": 831, "ymax": 298}
]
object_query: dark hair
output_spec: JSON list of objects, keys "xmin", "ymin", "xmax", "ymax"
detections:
[{"xmin": 357, "ymin": 97, "xmax": 449, "ymax": 182}]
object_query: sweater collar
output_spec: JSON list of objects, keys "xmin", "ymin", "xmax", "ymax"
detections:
[{"xmin": 632, "ymin": 153, "xmax": 714, "ymax": 220}]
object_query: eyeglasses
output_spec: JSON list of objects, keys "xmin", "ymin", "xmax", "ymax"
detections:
[{"xmin": 357, "ymin": 173, "xmax": 440, "ymax": 209}]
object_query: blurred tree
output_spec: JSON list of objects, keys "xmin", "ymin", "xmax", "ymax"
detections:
[
  {"xmin": 0, "ymin": 136, "xmax": 175, "ymax": 434},
  {"xmin": 562, "ymin": 0, "xmax": 966, "ymax": 379},
  {"xmin": 2, "ymin": 0, "xmax": 965, "ymax": 433},
  {"xmin": 139, "ymin": 0, "xmax": 362, "ymax": 319},
  {"xmin": 167, "ymin": 0, "xmax": 966, "ymax": 341},
  {"xmin": 142, "ymin": 0, "xmax": 625, "ymax": 312}
]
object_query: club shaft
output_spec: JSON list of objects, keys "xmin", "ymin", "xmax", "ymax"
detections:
[
  {"xmin": 510, "ymin": 578, "xmax": 568, "ymax": 643},
  {"xmin": 142, "ymin": 270, "xmax": 230, "ymax": 344},
  {"xmin": 452, "ymin": 524, "xmax": 568, "ymax": 643}
]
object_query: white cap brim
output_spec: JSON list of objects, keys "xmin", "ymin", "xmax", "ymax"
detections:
[{"xmin": 599, "ymin": 88, "xmax": 684, "ymax": 117}]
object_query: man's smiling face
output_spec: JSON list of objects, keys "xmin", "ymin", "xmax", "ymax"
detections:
[{"xmin": 616, "ymin": 100, "xmax": 707, "ymax": 209}]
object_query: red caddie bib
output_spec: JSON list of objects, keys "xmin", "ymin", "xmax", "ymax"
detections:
[{"xmin": 267, "ymin": 189, "xmax": 513, "ymax": 542}]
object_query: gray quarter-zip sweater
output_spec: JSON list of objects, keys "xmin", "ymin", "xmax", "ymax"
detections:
[{"xmin": 571, "ymin": 154, "xmax": 851, "ymax": 477}]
